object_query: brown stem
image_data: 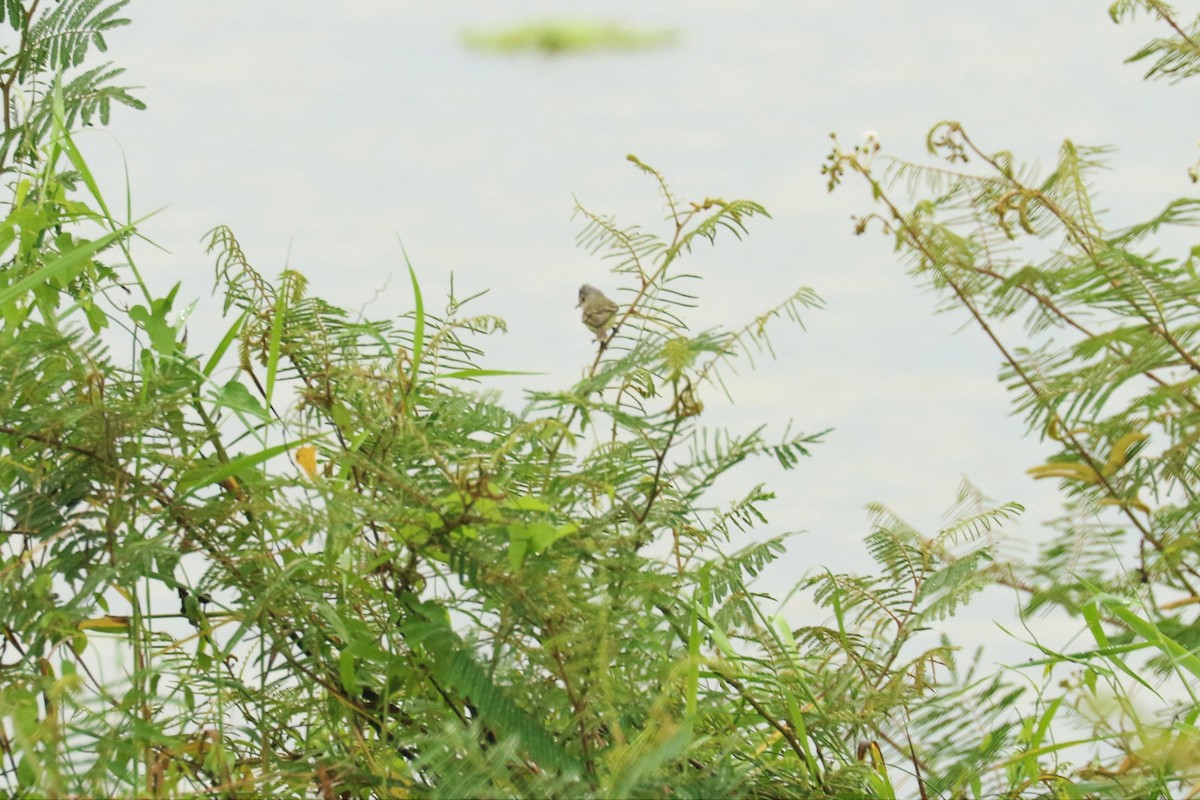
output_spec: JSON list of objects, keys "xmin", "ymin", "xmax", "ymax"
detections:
[{"xmin": 714, "ymin": 666, "xmax": 817, "ymax": 775}]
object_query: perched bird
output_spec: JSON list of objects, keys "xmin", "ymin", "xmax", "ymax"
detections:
[{"xmin": 577, "ymin": 284, "xmax": 618, "ymax": 343}]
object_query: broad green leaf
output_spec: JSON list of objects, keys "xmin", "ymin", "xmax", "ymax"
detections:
[
  {"xmin": 0, "ymin": 223, "xmax": 133, "ymax": 311},
  {"xmin": 215, "ymin": 379, "xmax": 267, "ymax": 418},
  {"xmin": 177, "ymin": 439, "xmax": 303, "ymax": 494}
]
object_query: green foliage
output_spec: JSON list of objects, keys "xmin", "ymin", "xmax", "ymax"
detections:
[
  {"xmin": 0, "ymin": 9, "xmax": 836, "ymax": 787},
  {"xmin": 4, "ymin": 3, "xmax": 1200, "ymax": 798},
  {"xmin": 820, "ymin": 4, "xmax": 1200, "ymax": 795},
  {"xmin": 0, "ymin": 0, "xmax": 141, "ymax": 171},
  {"xmin": 1110, "ymin": 0, "xmax": 1200, "ymax": 81}
]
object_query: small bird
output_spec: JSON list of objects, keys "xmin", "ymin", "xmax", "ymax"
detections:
[{"xmin": 577, "ymin": 284, "xmax": 618, "ymax": 343}]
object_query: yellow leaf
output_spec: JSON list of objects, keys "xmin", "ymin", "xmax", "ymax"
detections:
[
  {"xmin": 1102, "ymin": 431, "xmax": 1148, "ymax": 477},
  {"xmin": 1026, "ymin": 462, "xmax": 1102, "ymax": 484},
  {"xmin": 295, "ymin": 445, "xmax": 318, "ymax": 479},
  {"xmin": 1045, "ymin": 418, "xmax": 1091, "ymax": 443},
  {"xmin": 78, "ymin": 615, "xmax": 130, "ymax": 632},
  {"xmin": 1098, "ymin": 496, "xmax": 1151, "ymax": 514}
]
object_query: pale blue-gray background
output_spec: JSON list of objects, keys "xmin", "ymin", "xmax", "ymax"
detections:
[{"xmin": 86, "ymin": 3, "xmax": 1195, "ymax": 654}]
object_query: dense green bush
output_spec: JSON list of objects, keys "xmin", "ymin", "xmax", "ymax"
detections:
[{"xmin": 2, "ymin": 2, "xmax": 1199, "ymax": 797}]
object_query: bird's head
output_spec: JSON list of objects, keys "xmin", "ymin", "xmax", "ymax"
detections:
[{"xmin": 577, "ymin": 284, "xmax": 599, "ymax": 308}]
